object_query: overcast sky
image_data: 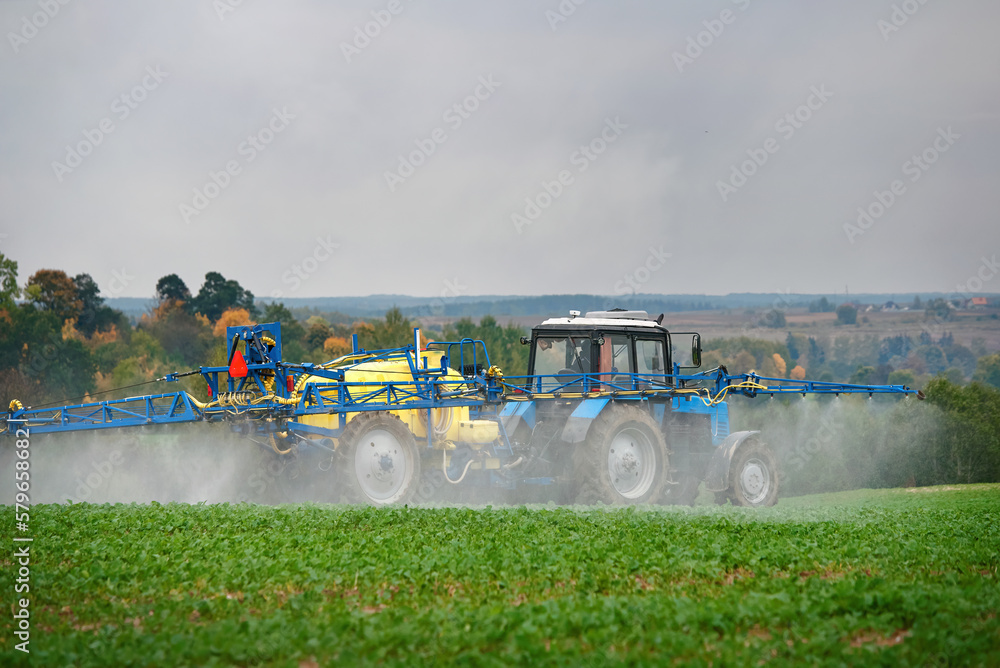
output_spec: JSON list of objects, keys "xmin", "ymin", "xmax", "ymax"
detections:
[{"xmin": 1, "ymin": 1, "xmax": 998, "ymax": 301}]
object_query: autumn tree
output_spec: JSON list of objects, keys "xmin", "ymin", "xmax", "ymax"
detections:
[
  {"xmin": 785, "ymin": 332, "xmax": 800, "ymax": 361},
  {"xmin": 323, "ymin": 336, "xmax": 352, "ymax": 357},
  {"xmin": 761, "ymin": 309, "xmax": 786, "ymax": 328},
  {"xmin": 0, "ymin": 253, "xmax": 18, "ymax": 305},
  {"xmin": 771, "ymin": 353, "xmax": 787, "ymax": 376},
  {"xmin": 213, "ymin": 308, "xmax": 255, "ymax": 338},
  {"xmin": 924, "ymin": 298, "xmax": 953, "ymax": 322},
  {"xmin": 0, "ymin": 302, "xmax": 95, "ymax": 405},
  {"xmin": 363, "ymin": 307, "xmax": 415, "ymax": 350},
  {"xmin": 442, "ymin": 316, "xmax": 529, "ymax": 376},
  {"xmin": 809, "ymin": 297, "xmax": 835, "ymax": 313},
  {"xmin": 923, "ymin": 378, "xmax": 1000, "ymax": 483},
  {"xmin": 260, "ymin": 302, "xmax": 308, "ymax": 361},
  {"xmin": 155, "ymin": 274, "xmax": 192, "ymax": 308},
  {"xmin": 24, "ymin": 269, "xmax": 82, "ymax": 323},
  {"xmin": 836, "ymin": 303, "xmax": 857, "ymax": 325},
  {"xmin": 974, "ymin": 353, "xmax": 1000, "ymax": 389},
  {"xmin": 73, "ymin": 273, "xmax": 121, "ymax": 337},
  {"xmin": 191, "ymin": 272, "xmax": 256, "ymax": 322},
  {"xmin": 261, "ymin": 302, "xmax": 305, "ymax": 341},
  {"xmin": 702, "ymin": 337, "xmax": 792, "ymax": 376},
  {"xmin": 139, "ymin": 301, "xmax": 214, "ymax": 367}
]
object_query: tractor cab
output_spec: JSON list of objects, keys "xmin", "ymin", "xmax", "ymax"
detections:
[{"xmin": 524, "ymin": 309, "xmax": 701, "ymax": 392}]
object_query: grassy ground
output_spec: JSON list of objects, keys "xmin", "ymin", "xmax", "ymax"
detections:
[{"xmin": 2, "ymin": 485, "xmax": 998, "ymax": 666}]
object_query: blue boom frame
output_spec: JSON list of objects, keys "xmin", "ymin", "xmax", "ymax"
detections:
[
  {"xmin": 3, "ymin": 323, "xmax": 920, "ymax": 444},
  {"xmin": 3, "ymin": 324, "xmax": 505, "ymax": 438}
]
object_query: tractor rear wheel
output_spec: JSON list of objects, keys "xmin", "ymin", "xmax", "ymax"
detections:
[
  {"xmin": 721, "ymin": 439, "xmax": 779, "ymax": 507},
  {"xmin": 340, "ymin": 412, "xmax": 421, "ymax": 506},
  {"xmin": 574, "ymin": 404, "xmax": 668, "ymax": 505}
]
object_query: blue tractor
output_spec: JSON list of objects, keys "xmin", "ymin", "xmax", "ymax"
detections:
[{"xmin": 495, "ymin": 309, "xmax": 919, "ymax": 507}]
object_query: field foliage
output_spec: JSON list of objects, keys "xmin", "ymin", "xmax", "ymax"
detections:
[{"xmin": 2, "ymin": 486, "xmax": 998, "ymax": 666}]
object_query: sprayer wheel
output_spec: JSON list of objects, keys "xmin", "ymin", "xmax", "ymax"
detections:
[
  {"xmin": 723, "ymin": 439, "xmax": 779, "ymax": 508},
  {"xmin": 339, "ymin": 412, "xmax": 421, "ymax": 506},
  {"xmin": 573, "ymin": 404, "xmax": 668, "ymax": 505}
]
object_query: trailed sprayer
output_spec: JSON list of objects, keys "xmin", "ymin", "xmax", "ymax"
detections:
[{"xmin": 4, "ymin": 310, "xmax": 921, "ymax": 506}]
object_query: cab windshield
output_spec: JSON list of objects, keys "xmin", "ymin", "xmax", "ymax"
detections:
[{"xmin": 533, "ymin": 335, "xmax": 592, "ymax": 376}]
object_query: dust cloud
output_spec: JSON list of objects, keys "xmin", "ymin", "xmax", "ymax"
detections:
[
  {"xmin": 1, "ymin": 425, "xmax": 339, "ymax": 505},
  {"xmin": 729, "ymin": 393, "xmax": 943, "ymax": 497},
  {"xmin": 1, "ymin": 394, "xmax": 939, "ymax": 507}
]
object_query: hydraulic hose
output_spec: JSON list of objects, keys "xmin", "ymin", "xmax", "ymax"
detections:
[{"xmin": 443, "ymin": 448, "xmax": 476, "ymax": 485}]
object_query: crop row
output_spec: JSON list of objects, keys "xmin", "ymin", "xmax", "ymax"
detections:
[{"xmin": 2, "ymin": 486, "xmax": 998, "ymax": 666}]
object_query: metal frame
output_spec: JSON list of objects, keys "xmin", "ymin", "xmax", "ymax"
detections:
[
  {"xmin": 4, "ymin": 323, "xmax": 919, "ymax": 439},
  {"xmin": 5, "ymin": 325, "xmax": 505, "ymax": 436}
]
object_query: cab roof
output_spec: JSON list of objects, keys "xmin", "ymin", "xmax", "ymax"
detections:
[{"xmin": 535, "ymin": 310, "xmax": 666, "ymax": 331}]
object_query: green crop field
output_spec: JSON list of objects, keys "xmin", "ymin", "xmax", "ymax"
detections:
[{"xmin": 3, "ymin": 485, "xmax": 999, "ymax": 667}]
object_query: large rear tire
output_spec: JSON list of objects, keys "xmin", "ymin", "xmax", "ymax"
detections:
[
  {"xmin": 339, "ymin": 412, "xmax": 421, "ymax": 506},
  {"xmin": 574, "ymin": 404, "xmax": 668, "ymax": 505},
  {"xmin": 722, "ymin": 439, "xmax": 779, "ymax": 507}
]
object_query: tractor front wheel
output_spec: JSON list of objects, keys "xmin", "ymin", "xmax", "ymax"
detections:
[
  {"xmin": 340, "ymin": 412, "xmax": 421, "ymax": 506},
  {"xmin": 574, "ymin": 404, "xmax": 668, "ymax": 505},
  {"xmin": 721, "ymin": 439, "xmax": 779, "ymax": 507}
]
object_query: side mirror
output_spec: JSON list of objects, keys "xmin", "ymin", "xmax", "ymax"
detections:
[
  {"xmin": 691, "ymin": 334, "xmax": 702, "ymax": 368},
  {"xmin": 519, "ymin": 336, "xmax": 530, "ymax": 345}
]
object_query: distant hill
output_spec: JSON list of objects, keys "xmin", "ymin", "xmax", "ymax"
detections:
[
  {"xmin": 105, "ymin": 292, "xmax": 986, "ymax": 321},
  {"xmin": 255, "ymin": 293, "xmax": 977, "ymax": 318}
]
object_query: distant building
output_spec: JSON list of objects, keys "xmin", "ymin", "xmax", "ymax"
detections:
[
  {"xmin": 971, "ymin": 297, "xmax": 988, "ymax": 308},
  {"xmin": 882, "ymin": 301, "xmax": 899, "ymax": 312}
]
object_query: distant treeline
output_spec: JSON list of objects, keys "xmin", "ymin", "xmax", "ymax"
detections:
[
  {"xmin": 399, "ymin": 295, "xmax": 720, "ymax": 318},
  {"xmin": 102, "ymin": 291, "xmax": 995, "ymax": 320}
]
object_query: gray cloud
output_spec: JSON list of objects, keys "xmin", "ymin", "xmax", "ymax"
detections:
[{"xmin": 1, "ymin": 0, "xmax": 998, "ymax": 300}]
